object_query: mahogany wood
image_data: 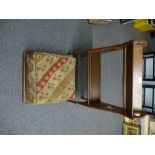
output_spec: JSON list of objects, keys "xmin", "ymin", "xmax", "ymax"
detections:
[
  {"xmin": 72, "ymin": 40, "xmax": 147, "ymax": 118},
  {"xmin": 88, "ymin": 52, "xmax": 101, "ymax": 102}
]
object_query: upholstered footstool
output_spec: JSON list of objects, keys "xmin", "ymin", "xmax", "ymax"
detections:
[{"xmin": 24, "ymin": 52, "xmax": 76, "ymax": 104}]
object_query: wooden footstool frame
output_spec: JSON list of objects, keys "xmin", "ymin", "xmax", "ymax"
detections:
[{"xmin": 71, "ymin": 40, "xmax": 147, "ymax": 119}]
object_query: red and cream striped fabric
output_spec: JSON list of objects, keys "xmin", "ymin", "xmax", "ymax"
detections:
[{"xmin": 24, "ymin": 52, "xmax": 76, "ymax": 104}]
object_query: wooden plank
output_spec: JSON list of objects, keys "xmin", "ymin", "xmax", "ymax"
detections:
[
  {"xmin": 88, "ymin": 52, "xmax": 101, "ymax": 102},
  {"xmin": 74, "ymin": 40, "xmax": 147, "ymax": 57},
  {"xmin": 125, "ymin": 40, "xmax": 146, "ymax": 118},
  {"xmin": 132, "ymin": 41, "xmax": 143, "ymax": 111},
  {"xmin": 123, "ymin": 46, "xmax": 127, "ymax": 111},
  {"xmin": 74, "ymin": 44, "xmax": 124, "ymax": 57},
  {"xmin": 125, "ymin": 42, "xmax": 133, "ymax": 117}
]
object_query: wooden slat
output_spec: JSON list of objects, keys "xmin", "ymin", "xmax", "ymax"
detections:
[
  {"xmin": 125, "ymin": 40, "xmax": 145, "ymax": 118},
  {"xmin": 88, "ymin": 52, "xmax": 101, "ymax": 102},
  {"xmin": 123, "ymin": 46, "xmax": 127, "ymax": 111},
  {"xmin": 132, "ymin": 42, "xmax": 143, "ymax": 111},
  {"xmin": 72, "ymin": 101, "xmax": 145, "ymax": 118},
  {"xmin": 74, "ymin": 40, "xmax": 147, "ymax": 57},
  {"xmin": 125, "ymin": 42, "xmax": 133, "ymax": 117},
  {"xmin": 74, "ymin": 44, "xmax": 124, "ymax": 57}
]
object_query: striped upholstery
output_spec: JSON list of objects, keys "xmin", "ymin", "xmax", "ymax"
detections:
[{"xmin": 24, "ymin": 52, "xmax": 76, "ymax": 104}]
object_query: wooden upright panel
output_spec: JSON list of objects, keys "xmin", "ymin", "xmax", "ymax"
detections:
[
  {"xmin": 124, "ymin": 43, "xmax": 133, "ymax": 117},
  {"xmin": 125, "ymin": 41, "xmax": 146, "ymax": 117},
  {"xmin": 88, "ymin": 52, "xmax": 101, "ymax": 102},
  {"xmin": 132, "ymin": 42, "xmax": 143, "ymax": 110}
]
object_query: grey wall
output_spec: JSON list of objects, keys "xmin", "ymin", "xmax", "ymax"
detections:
[{"xmin": 0, "ymin": 19, "xmax": 147, "ymax": 134}]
